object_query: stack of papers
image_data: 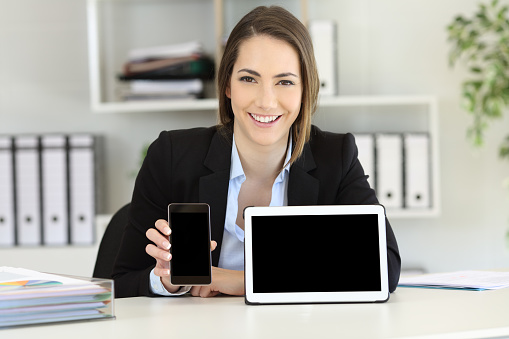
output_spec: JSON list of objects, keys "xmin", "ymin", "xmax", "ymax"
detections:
[
  {"xmin": 398, "ymin": 270, "xmax": 509, "ymax": 291},
  {"xmin": 0, "ymin": 267, "xmax": 114, "ymax": 328},
  {"xmin": 127, "ymin": 41, "xmax": 203, "ymax": 61}
]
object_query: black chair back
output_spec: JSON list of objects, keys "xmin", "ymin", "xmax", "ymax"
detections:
[{"xmin": 93, "ymin": 203, "xmax": 130, "ymax": 279}]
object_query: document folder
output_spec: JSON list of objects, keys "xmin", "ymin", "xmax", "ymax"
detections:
[
  {"xmin": 69, "ymin": 135, "xmax": 95, "ymax": 245},
  {"xmin": 404, "ymin": 133, "xmax": 431, "ymax": 208},
  {"xmin": 309, "ymin": 20, "xmax": 338, "ymax": 96},
  {"xmin": 353, "ymin": 134, "xmax": 376, "ymax": 190},
  {"xmin": 14, "ymin": 136, "xmax": 42, "ymax": 246},
  {"xmin": 41, "ymin": 135, "xmax": 69, "ymax": 245},
  {"xmin": 0, "ymin": 137, "xmax": 15, "ymax": 246},
  {"xmin": 375, "ymin": 134, "xmax": 403, "ymax": 209}
]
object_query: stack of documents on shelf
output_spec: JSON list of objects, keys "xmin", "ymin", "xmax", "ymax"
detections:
[
  {"xmin": 0, "ymin": 267, "xmax": 114, "ymax": 328},
  {"xmin": 117, "ymin": 41, "xmax": 214, "ymax": 101},
  {"xmin": 398, "ymin": 270, "xmax": 509, "ymax": 291}
]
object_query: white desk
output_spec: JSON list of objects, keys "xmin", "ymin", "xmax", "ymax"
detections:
[{"xmin": 2, "ymin": 287, "xmax": 509, "ymax": 339}]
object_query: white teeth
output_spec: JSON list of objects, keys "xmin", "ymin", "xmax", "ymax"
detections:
[{"xmin": 250, "ymin": 113, "xmax": 279, "ymax": 123}]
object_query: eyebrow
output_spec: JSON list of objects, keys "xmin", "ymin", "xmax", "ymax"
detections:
[{"xmin": 237, "ymin": 68, "xmax": 299, "ymax": 78}]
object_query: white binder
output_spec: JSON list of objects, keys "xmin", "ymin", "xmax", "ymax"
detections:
[
  {"xmin": 353, "ymin": 134, "xmax": 376, "ymax": 190},
  {"xmin": 375, "ymin": 134, "xmax": 403, "ymax": 209},
  {"xmin": 309, "ymin": 20, "xmax": 337, "ymax": 96},
  {"xmin": 14, "ymin": 136, "xmax": 41, "ymax": 246},
  {"xmin": 0, "ymin": 137, "xmax": 15, "ymax": 246},
  {"xmin": 69, "ymin": 135, "xmax": 95, "ymax": 245},
  {"xmin": 404, "ymin": 133, "xmax": 431, "ymax": 208},
  {"xmin": 41, "ymin": 135, "xmax": 69, "ymax": 245}
]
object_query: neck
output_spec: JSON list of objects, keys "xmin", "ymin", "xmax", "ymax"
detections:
[{"xmin": 234, "ymin": 132, "xmax": 288, "ymax": 182}]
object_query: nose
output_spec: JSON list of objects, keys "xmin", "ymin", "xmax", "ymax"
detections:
[{"xmin": 255, "ymin": 84, "xmax": 278, "ymax": 111}]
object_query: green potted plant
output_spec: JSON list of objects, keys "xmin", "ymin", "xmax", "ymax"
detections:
[
  {"xmin": 447, "ymin": 0, "xmax": 509, "ymax": 161},
  {"xmin": 447, "ymin": 0, "xmax": 509, "ymax": 248}
]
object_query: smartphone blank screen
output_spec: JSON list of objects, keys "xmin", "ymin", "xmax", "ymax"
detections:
[{"xmin": 169, "ymin": 204, "xmax": 211, "ymax": 285}]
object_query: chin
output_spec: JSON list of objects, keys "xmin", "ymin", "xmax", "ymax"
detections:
[{"xmin": 251, "ymin": 132, "xmax": 283, "ymax": 147}]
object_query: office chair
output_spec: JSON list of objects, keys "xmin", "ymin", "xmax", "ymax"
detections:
[{"xmin": 93, "ymin": 203, "xmax": 130, "ymax": 279}]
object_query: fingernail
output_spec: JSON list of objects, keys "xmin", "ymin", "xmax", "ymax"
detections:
[
  {"xmin": 162, "ymin": 241, "xmax": 170, "ymax": 249},
  {"xmin": 164, "ymin": 269, "xmax": 170, "ymax": 276},
  {"xmin": 165, "ymin": 227, "xmax": 171, "ymax": 235},
  {"xmin": 165, "ymin": 253, "xmax": 171, "ymax": 260}
]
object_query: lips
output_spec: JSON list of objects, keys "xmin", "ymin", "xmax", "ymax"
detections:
[{"xmin": 249, "ymin": 113, "xmax": 281, "ymax": 123}]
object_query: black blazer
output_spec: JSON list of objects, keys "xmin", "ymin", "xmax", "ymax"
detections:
[{"xmin": 113, "ymin": 125, "xmax": 401, "ymax": 298}]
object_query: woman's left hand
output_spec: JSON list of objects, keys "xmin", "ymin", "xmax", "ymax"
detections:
[{"xmin": 189, "ymin": 267, "xmax": 244, "ymax": 298}]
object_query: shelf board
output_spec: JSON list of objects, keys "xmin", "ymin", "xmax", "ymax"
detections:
[
  {"xmin": 91, "ymin": 95, "xmax": 437, "ymax": 113},
  {"xmin": 387, "ymin": 208, "xmax": 440, "ymax": 219},
  {"xmin": 92, "ymin": 98, "xmax": 219, "ymax": 113},
  {"xmin": 318, "ymin": 95, "xmax": 436, "ymax": 107}
]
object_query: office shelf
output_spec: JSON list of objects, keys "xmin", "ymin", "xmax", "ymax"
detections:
[
  {"xmin": 86, "ymin": 0, "xmax": 309, "ymax": 112},
  {"xmin": 318, "ymin": 95, "xmax": 441, "ymax": 219},
  {"xmin": 86, "ymin": 0, "xmax": 440, "ymax": 218}
]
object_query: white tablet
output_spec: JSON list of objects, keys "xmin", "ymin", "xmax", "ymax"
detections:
[{"xmin": 244, "ymin": 205, "xmax": 389, "ymax": 304}]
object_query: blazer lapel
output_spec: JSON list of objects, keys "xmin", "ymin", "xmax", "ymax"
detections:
[
  {"xmin": 199, "ymin": 129, "xmax": 232, "ymax": 266},
  {"xmin": 288, "ymin": 142, "xmax": 320, "ymax": 206}
]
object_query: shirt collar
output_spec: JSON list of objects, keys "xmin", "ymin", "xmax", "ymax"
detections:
[
  {"xmin": 230, "ymin": 135, "xmax": 245, "ymax": 180},
  {"xmin": 230, "ymin": 134, "xmax": 293, "ymax": 181}
]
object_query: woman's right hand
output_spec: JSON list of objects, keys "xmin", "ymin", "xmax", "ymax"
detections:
[
  {"xmin": 145, "ymin": 219, "xmax": 179, "ymax": 293},
  {"xmin": 145, "ymin": 219, "xmax": 217, "ymax": 294}
]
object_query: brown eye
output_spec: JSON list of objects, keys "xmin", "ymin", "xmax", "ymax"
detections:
[
  {"xmin": 277, "ymin": 80, "xmax": 294, "ymax": 86},
  {"xmin": 240, "ymin": 76, "xmax": 256, "ymax": 83}
]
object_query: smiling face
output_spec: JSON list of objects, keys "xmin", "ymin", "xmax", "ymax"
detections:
[{"xmin": 226, "ymin": 35, "xmax": 303, "ymax": 152}]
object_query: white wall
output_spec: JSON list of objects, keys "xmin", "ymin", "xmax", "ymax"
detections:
[{"xmin": 0, "ymin": 0, "xmax": 508, "ymax": 276}]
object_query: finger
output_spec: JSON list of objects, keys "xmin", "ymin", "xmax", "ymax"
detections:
[
  {"xmin": 155, "ymin": 219, "xmax": 171, "ymax": 236},
  {"xmin": 199, "ymin": 286, "xmax": 220, "ymax": 298},
  {"xmin": 189, "ymin": 284, "xmax": 219, "ymax": 298},
  {"xmin": 211, "ymin": 240, "xmax": 217, "ymax": 252},
  {"xmin": 190, "ymin": 286, "xmax": 201, "ymax": 297},
  {"xmin": 200, "ymin": 287, "xmax": 212, "ymax": 298},
  {"xmin": 201, "ymin": 288, "xmax": 220, "ymax": 298},
  {"xmin": 146, "ymin": 228, "xmax": 171, "ymax": 250},
  {"xmin": 153, "ymin": 267, "xmax": 170, "ymax": 278},
  {"xmin": 145, "ymin": 243, "xmax": 172, "ymax": 262}
]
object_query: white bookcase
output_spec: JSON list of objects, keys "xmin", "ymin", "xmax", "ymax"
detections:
[
  {"xmin": 315, "ymin": 95, "xmax": 441, "ymax": 218},
  {"xmin": 85, "ymin": 0, "xmax": 440, "ymax": 218}
]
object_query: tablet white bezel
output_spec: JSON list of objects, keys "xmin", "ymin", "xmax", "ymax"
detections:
[{"xmin": 244, "ymin": 205, "xmax": 389, "ymax": 304}]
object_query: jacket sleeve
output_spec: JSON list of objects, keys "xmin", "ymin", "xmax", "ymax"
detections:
[
  {"xmin": 336, "ymin": 133, "xmax": 401, "ymax": 293},
  {"xmin": 112, "ymin": 132, "xmax": 173, "ymax": 298}
]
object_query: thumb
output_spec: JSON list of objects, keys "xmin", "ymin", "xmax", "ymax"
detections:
[{"xmin": 211, "ymin": 240, "xmax": 218, "ymax": 252}]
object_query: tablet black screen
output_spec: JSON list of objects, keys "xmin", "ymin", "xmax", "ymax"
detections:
[{"xmin": 251, "ymin": 214, "xmax": 382, "ymax": 293}]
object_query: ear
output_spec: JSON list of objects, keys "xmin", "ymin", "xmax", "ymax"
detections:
[{"xmin": 225, "ymin": 84, "xmax": 231, "ymax": 99}]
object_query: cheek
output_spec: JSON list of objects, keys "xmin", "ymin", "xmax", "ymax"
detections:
[
  {"xmin": 279, "ymin": 89, "xmax": 303, "ymax": 114},
  {"xmin": 230, "ymin": 84, "xmax": 254, "ymax": 111}
]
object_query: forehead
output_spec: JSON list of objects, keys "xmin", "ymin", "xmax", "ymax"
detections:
[{"xmin": 234, "ymin": 35, "xmax": 301, "ymax": 74}]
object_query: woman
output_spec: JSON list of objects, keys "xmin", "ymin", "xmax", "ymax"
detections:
[{"xmin": 112, "ymin": 6, "xmax": 401, "ymax": 298}]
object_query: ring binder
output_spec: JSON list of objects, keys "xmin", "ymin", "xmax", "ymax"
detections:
[
  {"xmin": 375, "ymin": 134, "xmax": 404, "ymax": 209},
  {"xmin": 0, "ymin": 137, "xmax": 15, "ymax": 247},
  {"xmin": 403, "ymin": 133, "xmax": 431, "ymax": 208},
  {"xmin": 14, "ymin": 136, "xmax": 42, "ymax": 246},
  {"xmin": 41, "ymin": 135, "xmax": 69, "ymax": 245},
  {"xmin": 69, "ymin": 135, "xmax": 96, "ymax": 245},
  {"xmin": 353, "ymin": 133, "xmax": 376, "ymax": 190}
]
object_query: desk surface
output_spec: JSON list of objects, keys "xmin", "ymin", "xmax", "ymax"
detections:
[{"xmin": 3, "ymin": 286, "xmax": 509, "ymax": 339}]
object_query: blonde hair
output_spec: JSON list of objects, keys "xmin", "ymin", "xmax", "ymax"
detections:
[{"xmin": 217, "ymin": 6, "xmax": 319, "ymax": 165}]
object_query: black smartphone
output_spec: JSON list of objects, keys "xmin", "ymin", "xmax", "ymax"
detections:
[{"xmin": 168, "ymin": 203, "xmax": 212, "ymax": 285}]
